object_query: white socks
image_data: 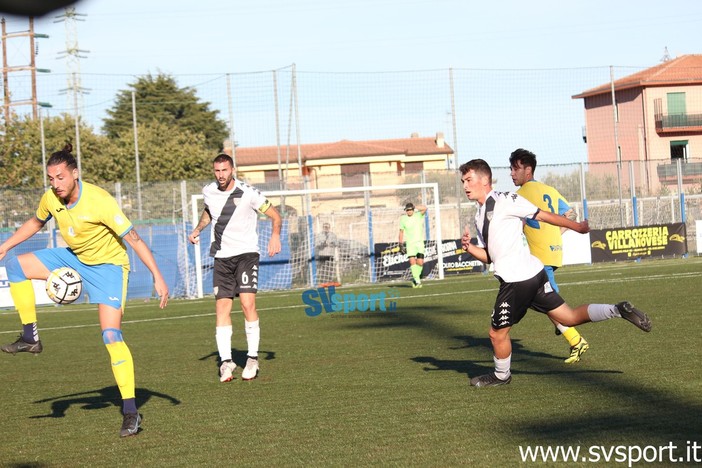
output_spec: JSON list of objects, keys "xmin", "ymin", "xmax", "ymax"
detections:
[
  {"xmin": 215, "ymin": 325, "xmax": 233, "ymax": 361},
  {"xmin": 216, "ymin": 320, "xmax": 260, "ymax": 360},
  {"xmin": 245, "ymin": 319, "xmax": 260, "ymax": 358},
  {"xmin": 494, "ymin": 354, "xmax": 511, "ymax": 380},
  {"xmin": 587, "ymin": 304, "xmax": 619, "ymax": 322}
]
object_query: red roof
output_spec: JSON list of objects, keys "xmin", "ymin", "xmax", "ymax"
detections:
[
  {"xmin": 233, "ymin": 135, "xmax": 453, "ymax": 166},
  {"xmin": 573, "ymin": 54, "xmax": 702, "ymax": 99}
]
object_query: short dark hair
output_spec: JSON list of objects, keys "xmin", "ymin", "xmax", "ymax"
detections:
[
  {"xmin": 509, "ymin": 148, "xmax": 537, "ymax": 172},
  {"xmin": 213, "ymin": 153, "xmax": 234, "ymax": 166},
  {"xmin": 459, "ymin": 159, "xmax": 492, "ymax": 181},
  {"xmin": 46, "ymin": 143, "xmax": 77, "ymax": 170}
]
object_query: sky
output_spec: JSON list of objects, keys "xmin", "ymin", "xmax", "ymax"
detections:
[
  {"xmin": 10, "ymin": 0, "xmax": 698, "ymax": 74},
  {"xmin": 3, "ymin": 0, "xmax": 702, "ymax": 165}
]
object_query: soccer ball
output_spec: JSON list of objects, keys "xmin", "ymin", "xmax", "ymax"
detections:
[{"xmin": 45, "ymin": 267, "xmax": 83, "ymax": 305}]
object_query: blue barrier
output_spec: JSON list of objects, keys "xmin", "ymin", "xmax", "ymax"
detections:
[{"xmin": 0, "ymin": 220, "xmax": 293, "ymax": 302}]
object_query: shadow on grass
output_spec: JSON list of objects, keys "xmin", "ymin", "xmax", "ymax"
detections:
[
  {"xmin": 508, "ymin": 372, "xmax": 702, "ymax": 444},
  {"xmin": 413, "ymin": 333, "xmax": 699, "ymax": 444},
  {"xmin": 30, "ymin": 386, "xmax": 181, "ymax": 419},
  {"xmin": 198, "ymin": 348, "xmax": 276, "ymax": 369},
  {"xmin": 327, "ymin": 300, "xmax": 701, "ymax": 444},
  {"xmin": 412, "ymin": 335, "xmax": 624, "ymax": 381},
  {"xmin": 5, "ymin": 463, "xmax": 48, "ymax": 468}
]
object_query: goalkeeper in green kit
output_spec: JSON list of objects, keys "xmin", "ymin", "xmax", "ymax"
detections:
[{"xmin": 398, "ymin": 202, "xmax": 427, "ymax": 288}]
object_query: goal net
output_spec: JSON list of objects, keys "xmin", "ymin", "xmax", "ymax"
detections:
[{"xmin": 189, "ymin": 182, "xmax": 445, "ymax": 297}]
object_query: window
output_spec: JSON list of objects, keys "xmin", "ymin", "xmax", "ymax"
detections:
[
  {"xmin": 340, "ymin": 163, "xmax": 370, "ymax": 187},
  {"xmin": 667, "ymin": 93, "xmax": 687, "ymax": 127},
  {"xmin": 670, "ymin": 140, "xmax": 688, "ymax": 161}
]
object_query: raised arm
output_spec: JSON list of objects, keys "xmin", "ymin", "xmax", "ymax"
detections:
[
  {"xmin": 559, "ymin": 208, "xmax": 578, "ymax": 234},
  {"xmin": 535, "ymin": 209, "xmax": 589, "ymax": 234}
]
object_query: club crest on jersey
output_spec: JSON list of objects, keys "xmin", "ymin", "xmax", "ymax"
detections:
[{"xmin": 486, "ymin": 211, "xmax": 494, "ymax": 221}]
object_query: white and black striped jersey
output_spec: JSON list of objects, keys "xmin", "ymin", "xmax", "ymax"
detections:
[
  {"xmin": 202, "ymin": 179, "xmax": 271, "ymax": 258},
  {"xmin": 474, "ymin": 190, "xmax": 544, "ymax": 282}
]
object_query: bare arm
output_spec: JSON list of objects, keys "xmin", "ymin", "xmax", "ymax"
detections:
[
  {"xmin": 461, "ymin": 225, "xmax": 489, "ymax": 264},
  {"xmin": 124, "ymin": 229, "xmax": 169, "ymax": 309},
  {"xmin": 417, "ymin": 204, "xmax": 428, "ymax": 215},
  {"xmin": 188, "ymin": 209, "xmax": 212, "ymax": 244},
  {"xmin": 398, "ymin": 229, "xmax": 404, "ymax": 244},
  {"xmin": 0, "ymin": 217, "xmax": 46, "ymax": 262},
  {"xmin": 262, "ymin": 205, "xmax": 282, "ymax": 257},
  {"xmin": 559, "ymin": 208, "xmax": 577, "ymax": 234},
  {"xmin": 535, "ymin": 209, "xmax": 589, "ymax": 234}
]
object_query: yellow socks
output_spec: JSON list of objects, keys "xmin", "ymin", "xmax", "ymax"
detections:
[
  {"xmin": 562, "ymin": 327, "xmax": 582, "ymax": 347},
  {"xmin": 10, "ymin": 280, "xmax": 37, "ymax": 325},
  {"xmin": 103, "ymin": 329, "xmax": 136, "ymax": 400}
]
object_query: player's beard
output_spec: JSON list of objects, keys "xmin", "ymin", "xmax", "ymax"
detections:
[{"xmin": 217, "ymin": 176, "xmax": 233, "ymax": 191}]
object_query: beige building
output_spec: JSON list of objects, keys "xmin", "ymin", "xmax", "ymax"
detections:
[
  {"xmin": 573, "ymin": 54, "xmax": 702, "ymax": 192},
  {"xmin": 232, "ymin": 132, "xmax": 454, "ymax": 191},
  {"xmin": 226, "ymin": 132, "xmax": 455, "ymax": 217}
]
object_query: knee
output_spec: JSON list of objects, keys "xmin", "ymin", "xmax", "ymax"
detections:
[
  {"xmin": 102, "ymin": 328, "xmax": 124, "ymax": 345},
  {"xmin": 489, "ymin": 327, "xmax": 509, "ymax": 345},
  {"xmin": 5, "ymin": 256, "xmax": 27, "ymax": 282},
  {"xmin": 241, "ymin": 303, "xmax": 257, "ymax": 316}
]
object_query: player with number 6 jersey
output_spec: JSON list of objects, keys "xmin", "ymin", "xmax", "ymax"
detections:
[{"xmin": 189, "ymin": 153, "xmax": 281, "ymax": 382}]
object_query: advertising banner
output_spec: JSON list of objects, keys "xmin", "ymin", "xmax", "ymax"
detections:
[
  {"xmin": 589, "ymin": 223, "xmax": 687, "ymax": 262},
  {"xmin": 374, "ymin": 239, "xmax": 484, "ymax": 281}
]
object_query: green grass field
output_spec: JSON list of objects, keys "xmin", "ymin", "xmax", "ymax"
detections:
[{"xmin": 1, "ymin": 257, "xmax": 701, "ymax": 467}]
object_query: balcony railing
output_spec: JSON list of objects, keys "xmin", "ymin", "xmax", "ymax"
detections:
[
  {"xmin": 655, "ymin": 113, "xmax": 702, "ymax": 133},
  {"xmin": 656, "ymin": 161, "xmax": 702, "ymax": 183}
]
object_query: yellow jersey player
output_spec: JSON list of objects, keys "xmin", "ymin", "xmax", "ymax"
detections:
[
  {"xmin": 509, "ymin": 148, "xmax": 589, "ymax": 364},
  {"xmin": 0, "ymin": 144, "xmax": 169, "ymax": 437}
]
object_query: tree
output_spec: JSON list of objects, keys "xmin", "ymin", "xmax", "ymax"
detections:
[
  {"xmin": 103, "ymin": 120, "xmax": 213, "ymax": 182},
  {"xmin": 0, "ymin": 114, "xmax": 45, "ymax": 188},
  {"xmin": 0, "ymin": 113, "xmax": 108, "ymax": 188},
  {"xmin": 102, "ymin": 73, "xmax": 229, "ymax": 151}
]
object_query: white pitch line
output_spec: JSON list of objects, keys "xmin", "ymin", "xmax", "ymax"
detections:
[{"xmin": 0, "ymin": 270, "xmax": 698, "ymax": 335}]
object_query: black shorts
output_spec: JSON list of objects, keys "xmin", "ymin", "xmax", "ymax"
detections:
[
  {"xmin": 213, "ymin": 252, "xmax": 260, "ymax": 298},
  {"xmin": 491, "ymin": 269, "xmax": 565, "ymax": 329}
]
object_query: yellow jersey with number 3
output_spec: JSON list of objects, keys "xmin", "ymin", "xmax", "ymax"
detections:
[
  {"xmin": 517, "ymin": 180, "xmax": 571, "ymax": 267},
  {"xmin": 36, "ymin": 180, "xmax": 133, "ymax": 268}
]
